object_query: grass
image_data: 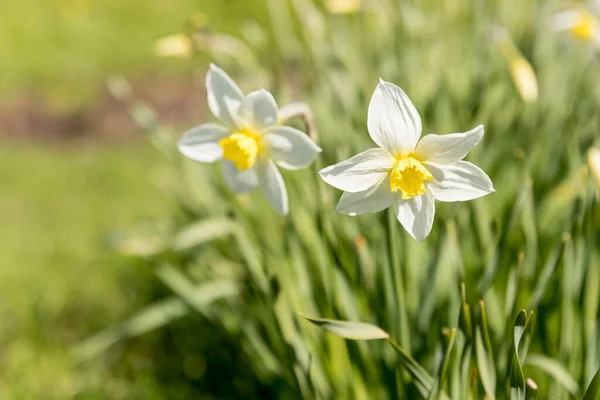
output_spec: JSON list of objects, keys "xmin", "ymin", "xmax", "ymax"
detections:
[
  {"xmin": 94, "ymin": 0, "xmax": 600, "ymax": 398},
  {"xmin": 0, "ymin": 142, "xmax": 174, "ymax": 398},
  {"xmin": 2, "ymin": 0, "xmax": 600, "ymax": 398}
]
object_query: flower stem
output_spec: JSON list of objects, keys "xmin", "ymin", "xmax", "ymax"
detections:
[
  {"xmin": 386, "ymin": 208, "xmax": 411, "ymax": 355},
  {"xmin": 278, "ymin": 102, "xmax": 319, "ymax": 142}
]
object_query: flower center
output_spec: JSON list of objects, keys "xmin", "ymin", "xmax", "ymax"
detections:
[
  {"xmin": 219, "ymin": 129, "xmax": 262, "ymax": 171},
  {"xmin": 389, "ymin": 156, "xmax": 433, "ymax": 200},
  {"xmin": 571, "ymin": 14, "xmax": 596, "ymax": 41}
]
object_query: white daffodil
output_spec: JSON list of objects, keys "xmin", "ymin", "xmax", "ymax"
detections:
[
  {"xmin": 319, "ymin": 80, "xmax": 494, "ymax": 240},
  {"xmin": 178, "ymin": 64, "xmax": 321, "ymax": 215},
  {"xmin": 551, "ymin": 8, "xmax": 600, "ymax": 45}
]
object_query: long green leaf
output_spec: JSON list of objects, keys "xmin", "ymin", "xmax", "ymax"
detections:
[
  {"xmin": 387, "ymin": 339, "xmax": 451, "ymax": 400},
  {"xmin": 525, "ymin": 379, "xmax": 538, "ymax": 400},
  {"xmin": 72, "ymin": 297, "xmax": 188, "ymax": 361},
  {"xmin": 437, "ymin": 328, "xmax": 457, "ymax": 399},
  {"xmin": 508, "ymin": 310, "xmax": 530, "ymax": 400},
  {"xmin": 525, "ymin": 354, "xmax": 579, "ymax": 396},
  {"xmin": 155, "ymin": 264, "xmax": 238, "ymax": 315},
  {"xmin": 583, "ymin": 367, "xmax": 600, "ymax": 400},
  {"xmin": 299, "ymin": 314, "xmax": 389, "ymax": 340},
  {"xmin": 173, "ymin": 217, "xmax": 235, "ymax": 250}
]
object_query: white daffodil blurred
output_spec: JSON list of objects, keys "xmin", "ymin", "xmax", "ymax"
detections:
[
  {"xmin": 588, "ymin": 147, "xmax": 600, "ymax": 188},
  {"xmin": 178, "ymin": 64, "xmax": 321, "ymax": 215},
  {"xmin": 492, "ymin": 26, "xmax": 538, "ymax": 103},
  {"xmin": 154, "ymin": 34, "xmax": 193, "ymax": 58},
  {"xmin": 551, "ymin": 8, "xmax": 600, "ymax": 45},
  {"xmin": 325, "ymin": 0, "xmax": 361, "ymax": 14},
  {"xmin": 319, "ymin": 80, "xmax": 494, "ymax": 240}
]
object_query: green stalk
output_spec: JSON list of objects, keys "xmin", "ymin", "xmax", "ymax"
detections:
[{"xmin": 386, "ymin": 208, "xmax": 410, "ymax": 352}]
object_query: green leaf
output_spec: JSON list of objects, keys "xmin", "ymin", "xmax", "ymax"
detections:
[
  {"xmin": 299, "ymin": 314, "xmax": 389, "ymax": 340},
  {"xmin": 155, "ymin": 264, "xmax": 238, "ymax": 315},
  {"xmin": 525, "ymin": 378, "xmax": 538, "ymax": 400},
  {"xmin": 387, "ymin": 339, "xmax": 450, "ymax": 400},
  {"xmin": 459, "ymin": 283, "xmax": 473, "ymax": 339},
  {"xmin": 437, "ymin": 328, "xmax": 457, "ymax": 398},
  {"xmin": 527, "ymin": 237, "xmax": 567, "ymax": 310},
  {"xmin": 72, "ymin": 297, "xmax": 189, "ymax": 361},
  {"xmin": 173, "ymin": 217, "xmax": 235, "ymax": 250},
  {"xmin": 583, "ymin": 367, "xmax": 600, "ymax": 400},
  {"xmin": 525, "ymin": 354, "xmax": 579, "ymax": 396},
  {"xmin": 476, "ymin": 328, "xmax": 496, "ymax": 397},
  {"xmin": 508, "ymin": 310, "xmax": 532, "ymax": 400}
]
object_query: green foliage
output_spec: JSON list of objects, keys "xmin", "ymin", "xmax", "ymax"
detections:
[{"xmin": 82, "ymin": 0, "xmax": 600, "ymax": 398}]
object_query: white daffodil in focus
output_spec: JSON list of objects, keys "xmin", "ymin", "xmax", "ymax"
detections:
[
  {"xmin": 319, "ymin": 80, "xmax": 494, "ymax": 240},
  {"xmin": 178, "ymin": 64, "xmax": 321, "ymax": 215}
]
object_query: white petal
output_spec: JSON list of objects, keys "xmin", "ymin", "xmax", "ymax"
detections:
[
  {"xmin": 319, "ymin": 148, "xmax": 395, "ymax": 193},
  {"xmin": 257, "ymin": 159, "xmax": 288, "ymax": 215},
  {"xmin": 425, "ymin": 161, "xmax": 495, "ymax": 202},
  {"xmin": 415, "ymin": 125, "xmax": 484, "ymax": 164},
  {"xmin": 262, "ymin": 126, "xmax": 321, "ymax": 170},
  {"xmin": 393, "ymin": 191, "xmax": 435, "ymax": 241},
  {"xmin": 177, "ymin": 123, "xmax": 229, "ymax": 163},
  {"xmin": 336, "ymin": 176, "xmax": 394, "ymax": 216},
  {"xmin": 551, "ymin": 10, "xmax": 583, "ymax": 32},
  {"xmin": 206, "ymin": 64, "xmax": 244, "ymax": 128},
  {"xmin": 221, "ymin": 160, "xmax": 258, "ymax": 194},
  {"xmin": 367, "ymin": 79, "xmax": 422, "ymax": 155},
  {"xmin": 238, "ymin": 90, "xmax": 279, "ymax": 131}
]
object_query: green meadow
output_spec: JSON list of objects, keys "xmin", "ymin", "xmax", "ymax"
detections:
[{"xmin": 2, "ymin": 0, "xmax": 600, "ymax": 398}]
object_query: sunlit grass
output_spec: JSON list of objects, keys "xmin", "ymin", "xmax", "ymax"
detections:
[{"xmin": 0, "ymin": 142, "xmax": 173, "ymax": 398}]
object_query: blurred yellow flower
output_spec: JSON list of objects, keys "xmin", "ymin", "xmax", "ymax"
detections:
[
  {"xmin": 325, "ymin": 0, "xmax": 361, "ymax": 14},
  {"xmin": 509, "ymin": 57, "xmax": 539, "ymax": 103},
  {"xmin": 492, "ymin": 26, "xmax": 538, "ymax": 103},
  {"xmin": 552, "ymin": 9, "xmax": 600, "ymax": 44},
  {"xmin": 588, "ymin": 147, "xmax": 600, "ymax": 188},
  {"xmin": 154, "ymin": 34, "xmax": 193, "ymax": 58}
]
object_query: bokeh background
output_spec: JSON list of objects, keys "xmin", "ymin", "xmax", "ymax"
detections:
[
  {"xmin": 2, "ymin": 0, "xmax": 600, "ymax": 399},
  {"xmin": 0, "ymin": 1, "xmax": 251, "ymax": 397}
]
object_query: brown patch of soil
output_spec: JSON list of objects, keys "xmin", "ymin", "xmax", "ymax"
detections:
[{"xmin": 0, "ymin": 72, "xmax": 206, "ymax": 144}]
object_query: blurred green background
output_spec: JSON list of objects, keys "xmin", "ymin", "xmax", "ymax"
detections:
[
  {"xmin": 0, "ymin": 0, "xmax": 253, "ymax": 397},
  {"xmin": 2, "ymin": 0, "xmax": 600, "ymax": 398}
]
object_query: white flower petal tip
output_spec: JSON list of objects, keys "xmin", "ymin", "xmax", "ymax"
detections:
[
  {"xmin": 394, "ymin": 193, "xmax": 436, "ymax": 241},
  {"xmin": 177, "ymin": 123, "xmax": 229, "ymax": 163},
  {"xmin": 335, "ymin": 177, "xmax": 394, "ymax": 216},
  {"xmin": 238, "ymin": 90, "xmax": 279, "ymax": 131},
  {"xmin": 221, "ymin": 161, "xmax": 259, "ymax": 194},
  {"xmin": 425, "ymin": 161, "xmax": 495, "ymax": 202},
  {"xmin": 206, "ymin": 64, "xmax": 244, "ymax": 127},
  {"xmin": 258, "ymin": 160, "xmax": 289, "ymax": 215},
  {"xmin": 368, "ymin": 79, "xmax": 422, "ymax": 155},
  {"xmin": 264, "ymin": 126, "xmax": 321, "ymax": 170},
  {"xmin": 416, "ymin": 125, "xmax": 485, "ymax": 164},
  {"xmin": 318, "ymin": 148, "xmax": 396, "ymax": 192}
]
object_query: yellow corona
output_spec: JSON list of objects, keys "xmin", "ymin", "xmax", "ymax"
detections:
[
  {"xmin": 389, "ymin": 156, "xmax": 433, "ymax": 199},
  {"xmin": 219, "ymin": 129, "xmax": 262, "ymax": 171}
]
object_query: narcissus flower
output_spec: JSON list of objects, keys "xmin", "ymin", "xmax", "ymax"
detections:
[
  {"xmin": 154, "ymin": 34, "xmax": 193, "ymax": 58},
  {"xmin": 178, "ymin": 64, "xmax": 321, "ymax": 215},
  {"xmin": 551, "ymin": 8, "xmax": 600, "ymax": 44},
  {"xmin": 325, "ymin": 0, "xmax": 361, "ymax": 14},
  {"xmin": 320, "ymin": 80, "xmax": 494, "ymax": 240},
  {"xmin": 588, "ymin": 147, "xmax": 600, "ymax": 188},
  {"xmin": 492, "ymin": 26, "xmax": 538, "ymax": 103}
]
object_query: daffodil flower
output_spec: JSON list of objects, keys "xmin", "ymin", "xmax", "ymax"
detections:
[
  {"xmin": 551, "ymin": 8, "xmax": 600, "ymax": 45},
  {"xmin": 178, "ymin": 64, "xmax": 322, "ymax": 215},
  {"xmin": 319, "ymin": 80, "xmax": 494, "ymax": 240}
]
